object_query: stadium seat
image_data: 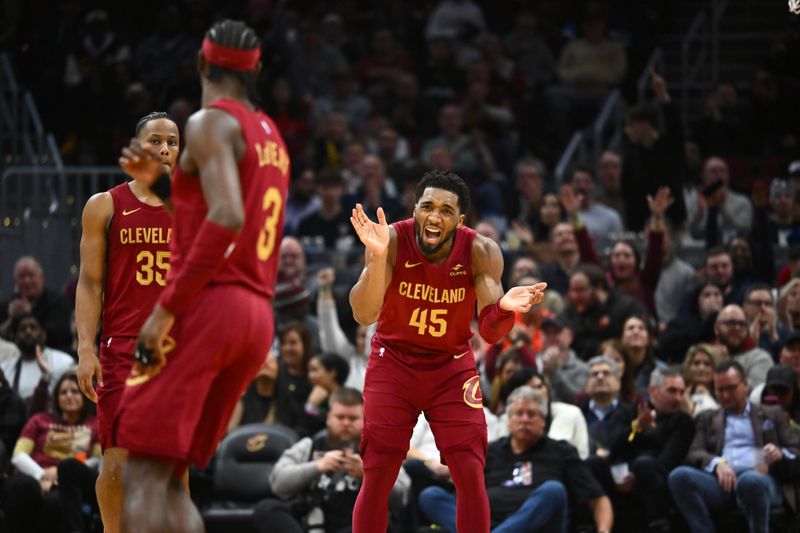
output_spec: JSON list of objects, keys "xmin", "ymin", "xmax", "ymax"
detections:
[{"xmin": 201, "ymin": 423, "xmax": 299, "ymax": 533}]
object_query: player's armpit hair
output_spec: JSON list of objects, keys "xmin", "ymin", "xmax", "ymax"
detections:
[
  {"xmin": 151, "ymin": 172, "xmax": 172, "ymax": 201},
  {"xmin": 478, "ymin": 302, "xmax": 514, "ymax": 344}
]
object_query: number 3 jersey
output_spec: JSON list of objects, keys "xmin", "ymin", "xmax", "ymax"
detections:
[
  {"xmin": 375, "ymin": 218, "xmax": 478, "ymax": 358},
  {"xmin": 102, "ymin": 182, "xmax": 172, "ymax": 339}
]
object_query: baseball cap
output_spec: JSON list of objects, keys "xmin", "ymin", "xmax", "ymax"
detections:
[
  {"xmin": 541, "ymin": 314, "xmax": 566, "ymax": 331},
  {"xmin": 784, "ymin": 330, "xmax": 800, "ymax": 348},
  {"xmin": 763, "ymin": 364, "xmax": 795, "ymax": 393}
]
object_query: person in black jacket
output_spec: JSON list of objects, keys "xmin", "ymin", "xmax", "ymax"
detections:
[
  {"xmin": 660, "ymin": 281, "xmax": 722, "ymax": 363},
  {"xmin": 586, "ymin": 367, "xmax": 695, "ymax": 532},
  {"xmin": 0, "ymin": 367, "xmax": 26, "ymax": 473}
]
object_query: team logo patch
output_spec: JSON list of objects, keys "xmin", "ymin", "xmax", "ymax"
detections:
[
  {"xmin": 462, "ymin": 375, "xmax": 483, "ymax": 409},
  {"xmin": 246, "ymin": 434, "xmax": 268, "ymax": 452}
]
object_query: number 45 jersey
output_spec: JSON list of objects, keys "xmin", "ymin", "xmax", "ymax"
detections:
[
  {"xmin": 375, "ymin": 219, "xmax": 478, "ymax": 358},
  {"xmin": 169, "ymin": 99, "xmax": 289, "ymax": 302},
  {"xmin": 103, "ymin": 182, "xmax": 173, "ymax": 339}
]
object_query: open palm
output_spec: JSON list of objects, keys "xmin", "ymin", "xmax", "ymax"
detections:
[
  {"xmin": 351, "ymin": 203, "xmax": 390, "ymax": 256},
  {"xmin": 500, "ymin": 282, "xmax": 547, "ymax": 313}
]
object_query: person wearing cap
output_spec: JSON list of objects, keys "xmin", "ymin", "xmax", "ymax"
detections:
[
  {"xmin": 669, "ymin": 360, "xmax": 799, "ymax": 533},
  {"xmin": 759, "ymin": 364, "xmax": 800, "ymax": 426},
  {"xmin": 749, "ymin": 332, "xmax": 800, "ymax": 407},
  {"xmin": 537, "ymin": 314, "xmax": 588, "ymax": 404}
]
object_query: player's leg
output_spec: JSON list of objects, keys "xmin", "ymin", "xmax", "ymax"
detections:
[
  {"xmin": 96, "ymin": 446, "xmax": 127, "ymax": 533},
  {"xmin": 121, "ymin": 457, "xmax": 203, "ymax": 533}
]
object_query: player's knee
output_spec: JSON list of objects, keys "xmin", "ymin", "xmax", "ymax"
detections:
[{"xmin": 361, "ymin": 425, "xmax": 410, "ymax": 468}]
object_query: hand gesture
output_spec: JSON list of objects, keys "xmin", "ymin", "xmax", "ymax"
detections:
[
  {"xmin": 132, "ymin": 305, "xmax": 175, "ymax": 379},
  {"xmin": 7, "ymin": 298, "xmax": 31, "ymax": 319},
  {"xmin": 651, "ymin": 71, "xmax": 669, "ymax": 102},
  {"xmin": 350, "ymin": 203, "xmax": 390, "ymax": 256},
  {"xmin": 510, "ymin": 221, "xmax": 534, "ymax": 248},
  {"xmin": 559, "ymin": 185, "xmax": 579, "ymax": 218},
  {"xmin": 636, "ymin": 402, "xmax": 656, "ymax": 430},
  {"xmin": 34, "ymin": 344, "xmax": 50, "ymax": 376},
  {"xmin": 77, "ymin": 347, "xmax": 103, "ymax": 403},
  {"xmin": 316, "ymin": 267, "xmax": 335, "ymax": 289},
  {"xmin": 341, "ymin": 448, "xmax": 364, "ymax": 478},
  {"xmin": 716, "ymin": 460, "xmax": 736, "ymax": 492},
  {"xmin": 119, "ymin": 139, "xmax": 164, "ymax": 186},
  {"xmin": 499, "ymin": 282, "xmax": 547, "ymax": 314},
  {"xmin": 307, "ymin": 384, "xmax": 329, "ymax": 408},
  {"xmin": 316, "ymin": 450, "xmax": 345, "ymax": 473},
  {"xmin": 647, "ymin": 186, "xmax": 673, "ymax": 219}
]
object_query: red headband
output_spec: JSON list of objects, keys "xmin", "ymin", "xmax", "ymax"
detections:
[{"xmin": 202, "ymin": 36, "xmax": 261, "ymax": 72}]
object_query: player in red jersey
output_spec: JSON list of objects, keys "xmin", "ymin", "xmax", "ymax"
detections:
[
  {"xmin": 349, "ymin": 169, "xmax": 547, "ymax": 533},
  {"xmin": 114, "ymin": 19, "xmax": 289, "ymax": 532},
  {"xmin": 76, "ymin": 111, "xmax": 179, "ymax": 533}
]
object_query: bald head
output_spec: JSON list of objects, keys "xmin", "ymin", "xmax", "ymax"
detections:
[
  {"xmin": 279, "ymin": 237, "xmax": 305, "ymax": 281},
  {"xmin": 14, "ymin": 256, "xmax": 44, "ymax": 300},
  {"xmin": 715, "ymin": 304, "xmax": 748, "ymax": 352}
]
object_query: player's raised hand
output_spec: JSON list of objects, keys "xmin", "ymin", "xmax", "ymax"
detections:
[
  {"xmin": 77, "ymin": 348, "xmax": 103, "ymax": 403},
  {"xmin": 132, "ymin": 304, "xmax": 175, "ymax": 378},
  {"xmin": 499, "ymin": 282, "xmax": 547, "ymax": 313},
  {"xmin": 351, "ymin": 203, "xmax": 390, "ymax": 256},
  {"xmin": 119, "ymin": 139, "xmax": 163, "ymax": 185}
]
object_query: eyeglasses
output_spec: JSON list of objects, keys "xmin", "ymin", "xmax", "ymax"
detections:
[
  {"xmin": 719, "ymin": 320, "xmax": 747, "ymax": 329},
  {"xmin": 745, "ymin": 299, "xmax": 772, "ymax": 308}
]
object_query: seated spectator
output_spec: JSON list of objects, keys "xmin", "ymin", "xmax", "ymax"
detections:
[
  {"xmin": 507, "ymin": 158, "xmax": 544, "ymax": 233},
  {"xmin": 768, "ymin": 178, "xmax": 800, "ymax": 246},
  {"xmin": 660, "ymin": 282, "xmax": 723, "ymax": 363},
  {"xmin": 704, "ymin": 246, "xmax": 749, "ymax": 305},
  {"xmin": 669, "ymin": 361, "xmax": 799, "ymax": 533},
  {"xmin": 0, "ymin": 334, "xmax": 20, "ymax": 363},
  {"xmin": 686, "ymin": 156, "xmax": 753, "ymax": 244},
  {"xmin": 227, "ymin": 351, "xmax": 278, "ymax": 432},
  {"xmin": 681, "ymin": 344, "xmax": 722, "ymax": 417},
  {"xmin": 749, "ymin": 332, "xmax": 800, "ymax": 407},
  {"xmin": 497, "ymin": 367, "xmax": 590, "ymax": 459},
  {"xmin": 5, "ymin": 372, "xmax": 101, "ymax": 533},
  {"xmin": 316, "ymin": 268, "xmax": 370, "ymax": 391},
  {"xmin": 566, "ymin": 164, "xmax": 623, "ymax": 252},
  {"xmin": 779, "ymin": 278, "xmax": 800, "ymax": 332},
  {"xmin": 255, "ymin": 388, "xmax": 409, "ymax": 533},
  {"xmin": 757, "ymin": 364, "xmax": 800, "ymax": 427},
  {"xmin": 539, "ymin": 222, "xmax": 581, "ymax": 296},
  {"xmin": 275, "ymin": 237, "xmax": 320, "ymax": 349},
  {"xmin": 0, "ymin": 313, "xmax": 74, "ymax": 403},
  {"xmin": 273, "ymin": 322, "xmax": 314, "ymax": 436},
  {"xmin": 619, "ymin": 315, "xmax": 665, "ymax": 402},
  {"xmin": 743, "ymin": 283, "xmax": 791, "ymax": 359},
  {"xmin": 536, "ymin": 316, "xmax": 588, "ymax": 404},
  {"xmin": 560, "ymin": 264, "xmax": 646, "ymax": 361},
  {"xmin": 489, "ymin": 348, "xmax": 525, "ymax": 413},
  {"xmin": 714, "ymin": 305, "xmax": 774, "ymax": 389},
  {"xmin": 297, "ymin": 169, "xmax": 356, "ymax": 251},
  {"xmin": 342, "ymin": 154, "xmax": 403, "ymax": 222},
  {"xmin": 302, "ymin": 353, "xmax": 350, "ymax": 437},
  {"xmin": 419, "ymin": 386, "xmax": 613, "ymax": 533},
  {"xmin": 0, "ymin": 256, "xmax": 73, "ymax": 353},
  {"xmin": 0, "ymin": 367, "xmax": 26, "ymax": 473},
  {"xmin": 588, "ymin": 368, "xmax": 694, "ymax": 532},
  {"xmin": 579, "ymin": 355, "xmax": 627, "ymax": 457}
]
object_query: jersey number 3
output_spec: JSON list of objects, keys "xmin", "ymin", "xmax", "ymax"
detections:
[
  {"xmin": 409, "ymin": 307, "xmax": 448, "ymax": 338},
  {"xmin": 257, "ymin": 187, "xmax": 283, "ymax": 261}
]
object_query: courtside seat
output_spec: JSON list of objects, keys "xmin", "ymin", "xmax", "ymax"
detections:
[{"xmin": 202, "ymin": 423, "xmax": 299, "ymax": 533}]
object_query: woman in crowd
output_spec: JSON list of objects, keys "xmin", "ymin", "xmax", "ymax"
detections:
[
  {"xmin": 620, "ymin": 315, "xmax": 665, "ymax": 402},
  {"xmin": 600, "ymin": 338, "xmax": 639, "ymax": 404},
  {"xmin": 228, "ymin": 351, "xmax": 279, "ymax": 431},
  {"xmin": 273, "ymin": 321, "xmax": 315, "ymax": 435},
  {"xmin": 660, "ymin": 281, "xmax": 723, "ymax": 363},
  {"xmin": 681, "ymin": 343, "xmax": 721, "ymax": 417},
  {"xmin": 779, "ymin": 278, "xmax": 800, "ymax": 331},
  {"xmin": 302, "ymin": 352, "xmax": 350, "ymax": 436},
  {"xmin": 489, "ymin": 348, "xmax": 523, "ymax": 414},
  {"xmin": 5, "ymin": 371, "xmax": 101, "ymax": 533}
]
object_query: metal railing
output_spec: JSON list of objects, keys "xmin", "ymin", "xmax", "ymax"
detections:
[
  {"xmin": 637, "ymin": 48, "xmax": 664, "ymax": 103},
  {"xmin": 0, "ymin": 166, "xmax": 127, "ymax": 292}
]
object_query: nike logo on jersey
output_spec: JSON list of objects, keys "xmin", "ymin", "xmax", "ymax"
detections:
[
  {"xmin": 453, "ymin": 350, "xmax": 469, "ymax": 359},
  {"xmin": 405, "ymin": 261, "xmax": 422, "ymax": 268},
  {"xmin": 122, "ymin": 208, "xmax": 142, "ymax": 216}
]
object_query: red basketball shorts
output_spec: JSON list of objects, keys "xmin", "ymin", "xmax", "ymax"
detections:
[
  {"xmin": 97, "ymin": 336, "xmax": 136, "ymax": 451},
  {"xmin": 359, "ymin": 334, "xmax": 488, "ymax": 469},
  {"xmin": 114, "ymin": 284, "xmax": 273, "ymax": 468}
]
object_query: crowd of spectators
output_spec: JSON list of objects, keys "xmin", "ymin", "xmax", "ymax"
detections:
[{"xmin": 2, "ymin": 0, "xmax": 800, "ymax": 532}]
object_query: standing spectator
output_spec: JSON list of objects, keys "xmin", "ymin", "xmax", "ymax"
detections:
[
  {"xmin": 704, "ymin": 246, "xmax": 747, "ymax": 305},
  {"xmin": 590, "ymin": 368, "xmax": 694, "ymax": 532},
  {"xmin": 714, "ymin": 305, "xmax": 774, "ymax": 389},
  {"xmin": 595, "ymin": 150, "xmax": 626, "ymax": 223},
  {"xmin": 0, "ymin": 256, "xmax": 73, "ymax": 353},
  {"xmin": 419, "ymin": 386, "xmax": 613, "ymax": 533},
  {"xmin": 273, "ymin": 322, "xmax": 315, "ymax": 436},
  {"xmin": 768, "ymin": 178, "xmax": 800, "ymax": 246},
  {"xmin": 669, "ymin": 361, "xmax": 798, "ymax": 533},
  {"xmin": 681, "ymin": 344, "xmax": 722, "ymax": 417},
  {"xmin": 567, "ymin": 165, "xmax": 623, "ymax": 252},
  {"xmin": 686, "ymin": 157, "xmax": 754, "ymax": 244},
  {"xmin": 579, "ymin": 355, "xmax": 627, "ymax": 457}
]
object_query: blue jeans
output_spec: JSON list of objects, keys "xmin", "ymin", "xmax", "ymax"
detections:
[
  {"xmin": 668, "ymin": 466, "xmax": 783, "ymax": 533},
  {"xmin": 418, "ymin": 480, "xmax": 567, "ymax": 533}
]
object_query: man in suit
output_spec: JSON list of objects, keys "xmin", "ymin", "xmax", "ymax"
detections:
[{"xmin": 668, "ymin": 360, "xmax": 799, "ymax": 533}]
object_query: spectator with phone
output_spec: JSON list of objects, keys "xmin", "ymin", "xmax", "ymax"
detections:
[{"xmin": 686, "ymin": 157, "xmax": 753, "ymax": 245}]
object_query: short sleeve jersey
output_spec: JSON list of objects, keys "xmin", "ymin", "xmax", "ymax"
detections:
[
  {"xmin": 102, "ymin": 182, "xmax": 172, "ymax": 339},
  {"xmin": 168, "ymin": 99, "xmax": 290, "ymax": 298},
  {"xmin": 375, "ymin": 219, "xmax": 477, "ymax": 357}
]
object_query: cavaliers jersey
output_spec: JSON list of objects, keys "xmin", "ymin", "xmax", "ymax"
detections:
[
  {"xmin": 169, "ymin": 99, "xmax": 289, "ymax": 299},
  {"xmin": 102, "ymin": 182, "xmax": 172, "ymax": 339},
  {"xmin": 375, "ymin": 219, "xmax": 478, "ymax": 357}
]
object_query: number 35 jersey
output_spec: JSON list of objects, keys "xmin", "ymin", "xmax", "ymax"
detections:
[
  {"xmin": 169, "ymin": 99, "xmax": 289, "ymax": 301},
  {"xmin": 375, "ymin": 219, "xmax": 478, "ymax": 358},
  {"xmin": 103, "ymin": 182, "xmax": 173, "ymax": 339}
]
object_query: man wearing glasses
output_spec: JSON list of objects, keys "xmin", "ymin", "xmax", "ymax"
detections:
[
  {"xmin": 669, "ymin": 360, "xmax": 799, "ymax": 533},
  {"xmin": 579, "ymin": 355, "xmax": 626, "ymax": 457},
  {"xmin": 742, "ymin": 283, "xmax": 791, "ymax": 359},
  {"xmin": 714, "ymin": 305, "xmax": 774, "ymax": 388}
]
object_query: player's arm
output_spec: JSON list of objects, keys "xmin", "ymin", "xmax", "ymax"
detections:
[
  {"xmin": 75, "ymin": 192, "xmax": 112, "ymax": 402},
  {"xmin": 349, "ymin": 205, "xmax": 396, "ymax": 325},
  {"xmin": 472, "ymin": 235, "xmax": 546, "ymax": 344}
]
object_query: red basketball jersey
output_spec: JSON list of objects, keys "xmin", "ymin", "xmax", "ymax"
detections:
[
  {"xmin": 102, "ymin": 182, "xmax": 173, "ymax": 338},
  {"xmin": 168, "ymin": 99, "xmax": 289, "ymax": 299},
  {"xmin": 375, "ymin": 219, "xmax": 478, "ymax": 357}
]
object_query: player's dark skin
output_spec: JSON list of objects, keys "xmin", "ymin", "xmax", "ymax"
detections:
[{"xmin": 118, "ymin": 47, "xmax": 259, "ymax": 533}]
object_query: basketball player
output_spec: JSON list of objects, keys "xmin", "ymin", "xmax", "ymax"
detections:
[
  {"xmin": 114, "ymin": 19, "xmax": 289, "ymax": 532},
  {"xmin": 76, "ymin": 111, "xmax": 179, "ymax": 533},
  {"xmin": 349, "ymin": 169, "xmax": 547, "ymax": 532}
]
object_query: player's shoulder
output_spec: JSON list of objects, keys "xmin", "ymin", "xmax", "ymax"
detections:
[
  {"xmin": 470, "ymin": 232, "xmax": 502, "ymax": 274},
  {"xmin": 185, "ymin": 107, "xmax": 241, "ymax": 139},
  {"xmin": 82, "ymin": 190, "xmax": 114, "ymax": 221}
]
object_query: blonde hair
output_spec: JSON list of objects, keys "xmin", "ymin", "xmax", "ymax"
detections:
[{"xmin": 682, "ymin": 343, "xmax": 722, "ymax": 385}]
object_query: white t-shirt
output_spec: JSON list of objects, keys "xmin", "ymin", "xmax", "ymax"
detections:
[{"xmin": 0, "ymin": 347, "xmax": 75, "ymax": 400}]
